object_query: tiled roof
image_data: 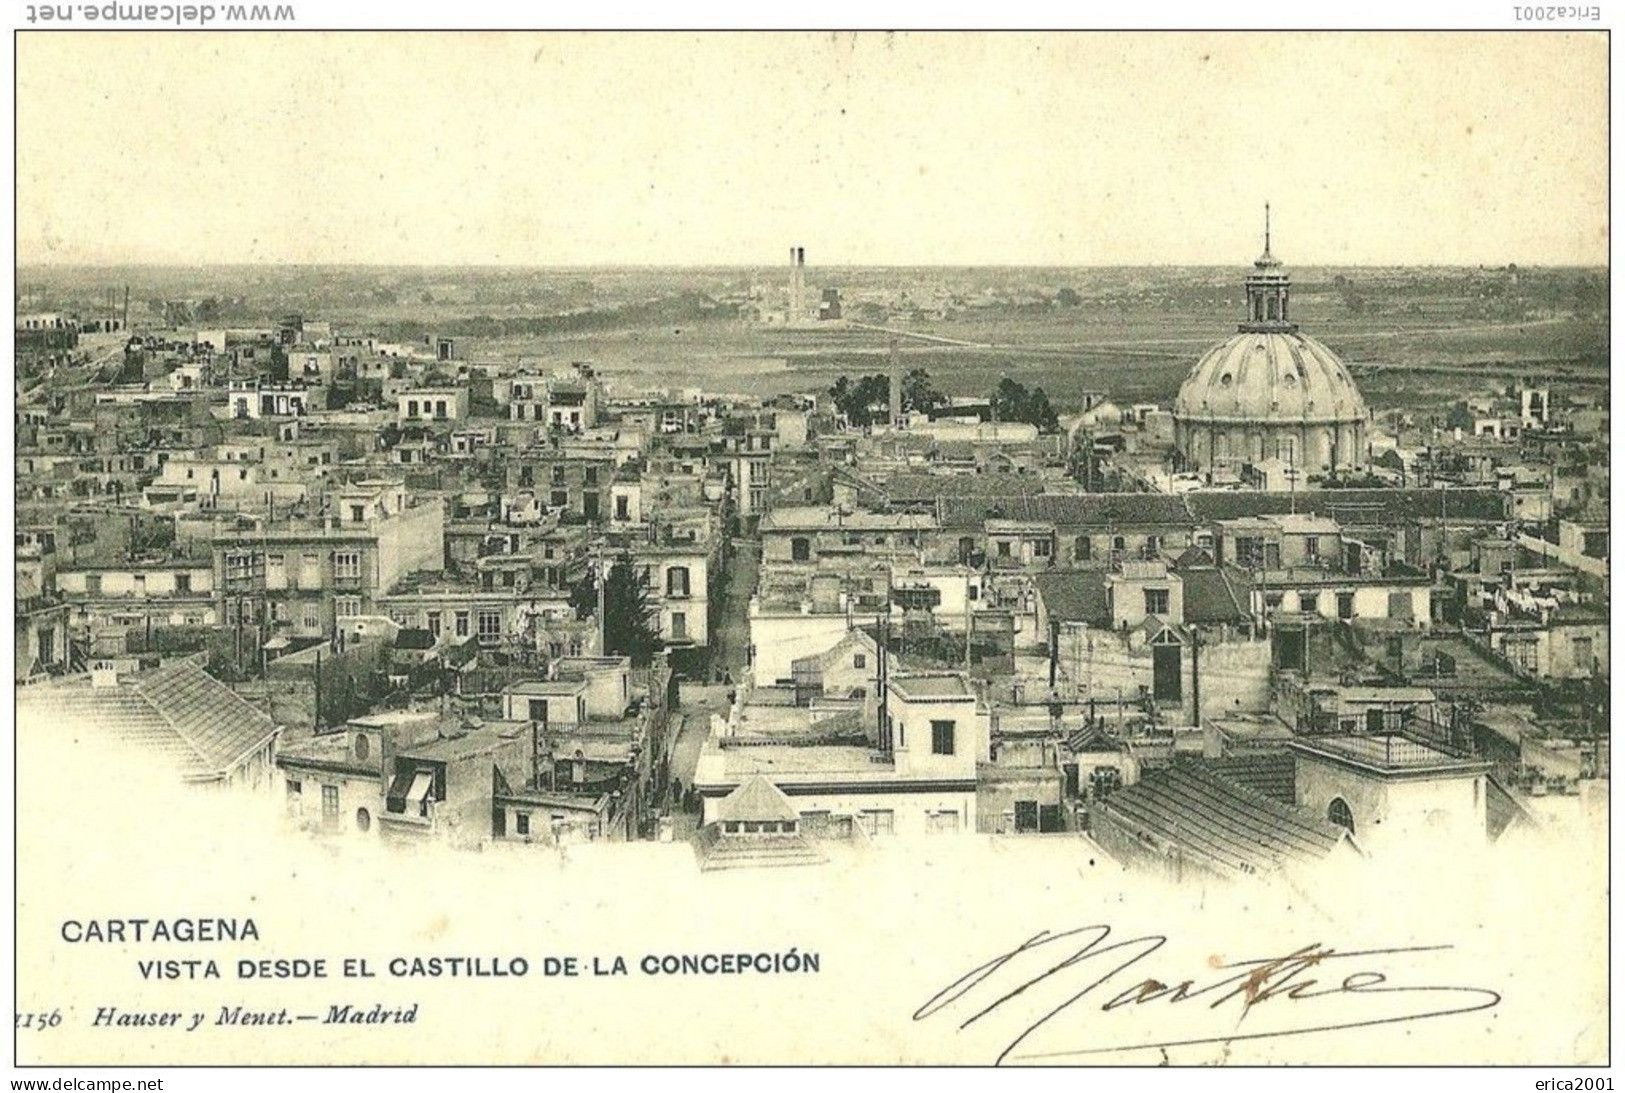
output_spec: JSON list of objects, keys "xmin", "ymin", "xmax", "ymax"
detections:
[
  {"xmin": 938, "ymin": 493, "xmax": 1195, "ymax": 529},
  {"xmin": 1177, "ymin": 567, "xmax": 1249, "ymax": 625},
  {"xmin": 1198, "ymin": 753, "xmax": 1298, "ymax": 804},
  {"xmin": 883, "ymin": 473, "xmax": 1051, "ymax": 503},
  {"xmin": 1065, "ymin": 724, "xmax": 1114, "ymax": 754},
  {"xmin": 21, "ymin": 662, "xmax": 279, "ymax": 781},
  {"xmin": 1098, "ymin": 758, "xmax": 1345, "ymax": 876},
  {"xmin": 1032, "ymin": 571, "xmax": 1110, "ymax": 627},
  {"xmin": 715, "ymin": 775, "xmax": 799, "ymax": 823},
  {"xmin": 1184, "ymin": 488, "xmax": 1508, "ymax": 525}
]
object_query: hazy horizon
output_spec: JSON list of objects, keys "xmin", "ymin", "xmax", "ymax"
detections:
[
  {"xmin": 17, "ymin": 32, "xmax": 1607, "ymax": 269},
  {"xmin": 16, "ymin": 259, "xmax": 1608, "ymax": 273}
]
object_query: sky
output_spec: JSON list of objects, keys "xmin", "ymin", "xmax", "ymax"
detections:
[{"xmin": 15, "ymin": 31, "xmax": 1609, "ymax": 267}]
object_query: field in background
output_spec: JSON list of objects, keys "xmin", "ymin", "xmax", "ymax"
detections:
[{"xmin": 19, "ymin": 263, "xmax": 1606, "ymax": 412}]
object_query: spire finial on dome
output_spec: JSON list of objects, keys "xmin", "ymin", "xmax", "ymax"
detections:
[{"xmin": 1264, "ymin": 202, "xmax": 1271, "ymax": 256}]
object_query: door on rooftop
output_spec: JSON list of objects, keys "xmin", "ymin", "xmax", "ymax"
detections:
[
  {"xmin": 1152, "ymin": 642, "xmax": 1182, "ymax": 703},
  {"xmin": 1014, "ymin": 800, "xmax": 1039, "ymax": 833},
  {"xmin": 1273, "ymin": 627, "xmax": 1306, "ymax": 672}
]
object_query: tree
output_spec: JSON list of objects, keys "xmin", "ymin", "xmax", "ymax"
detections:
[
  {"xmin": 830, "ymin": 370, "xmax": 941, "ymax": 426},
  {"xmin": 991, "ymin": 378, "xmax": 1058, "ymax": 432},
  {"xmin": 901, "ymin": 368, "xmax": 945, "ymax": 413},
  {"xmin": 269, "ymin": 343, "xmax": 290, "ymax": 382},
  {"xmin": 829, "ymin": 373, "xmax": 891, "ymax": 427},
  {"xmin": 598, "ymin": 557, "xmax": 662, "ymax": 667}
]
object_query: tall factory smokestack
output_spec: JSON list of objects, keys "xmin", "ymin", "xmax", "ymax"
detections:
[
  {"xmin": 788, "ymin": 244, "xmax": 806, "ymax": 324},
  {"xmin": 888, "ymin": 336, "xmax": 903, "ymax": 428}
]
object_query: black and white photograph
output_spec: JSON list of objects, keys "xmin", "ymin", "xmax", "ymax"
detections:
[{"xmin": 7, "ymin": 14, "xmax": 1614, "ymax": 1076}]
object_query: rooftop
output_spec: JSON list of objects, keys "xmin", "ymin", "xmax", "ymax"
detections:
[
  {"xmin": 1289, "ymin": 733, "xmax": 1488, "ymax": 775},
  {"xmin": 20, "ymin": 661, "xmax": 279, "ymax": 781}
]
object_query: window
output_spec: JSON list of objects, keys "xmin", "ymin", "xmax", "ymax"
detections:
[
  {"xmin": 529, "ymin": 699, "xmax": 549, "ymax": 723},
  {"xmin": 406, "ymin": 400, "xmax": 418, "ymax": 417},
  {"xmin": 175, "ymin": 572, "xmax": 191, "ymax": 594},
  {"xmin": 666, "ymin": 566, "xmax": 690, "ymax": 599},
  {"xmin": 931, "ymin": 720, "xmax": 955, "ymax": 756},
  {"xmin": 1300, "ymin": 592, "xmax": 1319, "ymax": 615},
  {"xmin": 1034, "ymin": 539, "xmax": 1052, "ymax": 558},
  {"xmin": 1143, "ymin": 588, "xmax": 1170, "ymax": 615},
  {"xmin": 454, "ymin": 611, "xmax": 470, "ymax": 638},
  {"xmin": 321, "ymin": 784, "xmax": 339, "ymax": 821},
  {"xmin": 858, "ymin": 809, "xmax": 895, "ymax": 837},
  {"xmin": 791, "ymin": 537, "xmax": 811, "ymax": 562},
  {"xmin": 355, "ymin": 808, "xmax": 371, "ymax": 833},
  {"xmin": 516, "ymin": 812, "xmax": 531, "ymax": 837},
  {"xmin": 853, "ymin": 653, "xmax": 867, "ymax": 669},
  {"xmin": 85, "ymin": 574, "xmax": 101, "ymax": 595},
  {"xmin": 1337, "ymin": 592, "xmax": 1355, "ymax": 620},
  {"xmin": 997, "ymin": 541, "xmax": 1011, "ymax": 557},
  {"xmin": 928, "ymin": 810, "xmax": 961, "ymax": 834},
  {"xmin": 1305, "ymin": 536, "xmax": 1320, "ymax": 561},
  {"xmin": 671, "ymin": 612, "xmax": 688, "ymax": 640},
  {"xmin": 332, "ymin": 551, "xmax": 361, "ymax": 581},
  {"xmin": 1328, "ymin": 797, "xmax": 1354, "ymax": 835},
  {"xmin": 1074, "ymin": 536, "xmax": 1091, "ymax": 562},
  {"xmin": 335, "ymin": 597, "xmax": 361, "ymax": 618},
  {"xmin": 478, "ymin": 610, "xmax": 502, "ymax": 642},
  {"xmin": 551, "ymin": 490, "xmax": 568, "ymax": 508},
  {"xmin": 615, "ymin": 496, "xmax": 629, "ymax": 520},
  {"xmin": 426, "ymin": 613, "xmax": 442, "ymax": 638}
]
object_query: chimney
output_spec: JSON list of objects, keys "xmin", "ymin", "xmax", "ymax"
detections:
[
  {"xmin": 90, "ymin": 661, "xmax": 119, "ymax": 689},
  {"xmin": 788, "ymin": 244, "xmax": 806, "ymax": 323},
  {"xmin": 888, "ymin": 337, "xmax": 903, "ymax": 427}
]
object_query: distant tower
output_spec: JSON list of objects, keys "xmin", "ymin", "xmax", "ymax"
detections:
[
  {"xmin": 888, "ymin": 336, "xmax": 903, "ymax": 427},
  {"xmin": 788, "ymin": 246, "xmax": 806, "ymax": 323}
]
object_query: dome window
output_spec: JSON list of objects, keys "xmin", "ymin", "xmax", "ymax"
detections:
[{"xmin": 1219, "ymin": 373, "xmax": 1233, "ymax": 386}]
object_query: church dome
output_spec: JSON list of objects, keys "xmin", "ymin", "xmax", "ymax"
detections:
[
  {"xmin": 1173, "ymin": 329, "xmax": 1367, "ymax": 425},
  {"xmin": 1170, "ymin": 207, "xmax": 1372, "ymax": 479}
]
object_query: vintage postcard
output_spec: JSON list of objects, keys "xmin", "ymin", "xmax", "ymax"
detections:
[{"xmin": 9, "ymin": 14, "xmax": 1612, "ymax": 1076}]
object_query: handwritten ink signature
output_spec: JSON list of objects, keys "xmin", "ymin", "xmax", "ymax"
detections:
[{"xmin": 914, "ymin": 924, "xmax": 1501, "ymax": 1064}]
